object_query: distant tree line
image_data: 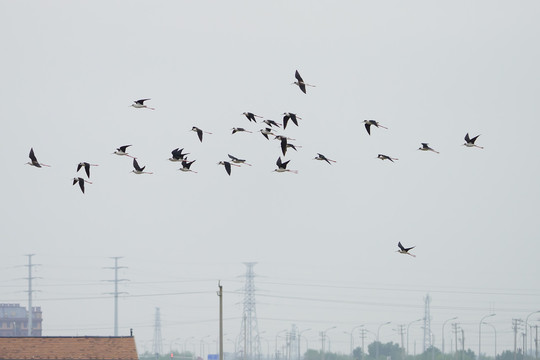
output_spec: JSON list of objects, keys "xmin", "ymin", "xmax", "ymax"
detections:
[{"xmin": 139, "ymin": 342, "xmax": 529, "ymax": 360}]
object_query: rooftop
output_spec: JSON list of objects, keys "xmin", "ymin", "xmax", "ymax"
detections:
[{"xmin": 0, "ymin": 336, "xmax": 138, "ymax": 360}]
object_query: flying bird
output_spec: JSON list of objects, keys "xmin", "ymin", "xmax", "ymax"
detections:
[
  {"xmin": 228, "ymin": 154, "xmax": 252, "ymax": 166},
  {"xmin": 26, "ymin": 148, "xmax": 50, "ymax": 168},
  {"xmin": 397, "ymin": 242, "xmax": 416, "ymax": 257},
  {"xmin": 191, "ymin": 126, "xmax": 212, "ymax": 142},
  {"xmin": 274, "ymin": 157, "xmax": 298, "ymax": 174},
  {"xmin": 292, "ymin": 70, "xmax": 315, "ymax": 94},
  {"xmin": 72, "ymin": 177, "xmax": 92, "ymax": 194},
  {"xmin": 314, "ymin": 153, "xmax": 336, "ymax": 164},
  {"xmin": 131, "ymin": 158, "xmax": 153, "ymax": 174},
  {"xmin": 259, "ymin": 128, "xmax": 275, "ymax": 140},
  {"xmin": 242, "ymin": 112, "xmax": 262, "ymax": 123},
  {"xmin": 76, "ymin": 162, "xmax": 98, "ymax": 178},
  {"xmin": 463, "ymin": 133, "xmax": 484, "ymax": 149},
  {"xmin": 262, "ymin": 119, "xmax": 281, "ymax": 128},
  {"xmin": 231, "ymin": 127, "xmax": 252, "ymax": 134},
  {"xmin": 169, "ymin": 148, "xmax": 189, "ymax": 162},
  {"xmin": 363, "ymin": 120, "xmax": 388, "ymax": 135},
  {"xmin": 179, "ymin": 160, "xmax": 197, "ymax": 173},
  {"xmin": 130, "ymin": 99, "xmax": 155, "ymax": 110},
  {"xmin": 283, "ymin": 112, "xmax": 301, "ymax": 129},
  {"xmin": 418, "ymin": 143, "xmax": 439, "ymax": 154},
  {"xmin": 377, "ymin": 154, "xmax": 398, "ymax": 162},
  {"xmin": 113, "ymin": 145, "xmax": 136, "ymax": 158},
  {"xmin": 218, "ymin": 161, "xmax": 240, "ymax": 176}
]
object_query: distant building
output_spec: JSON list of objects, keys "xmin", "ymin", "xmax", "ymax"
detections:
[
  {"xmin": 0, "ymin": 336, "xmax": 138, "ymax": 360},
  {"xmin": 0, "ymin": 303, "xmax": 42, "ymax": 336}
]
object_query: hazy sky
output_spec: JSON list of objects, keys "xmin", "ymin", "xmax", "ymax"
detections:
[{"xmin": 1, "ymin": 1, "xmax": 540, "ymax": 357}]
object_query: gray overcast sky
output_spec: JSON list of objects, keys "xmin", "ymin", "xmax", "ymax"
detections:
[{"xmin": 1, "ymin": 0, "xmax": 539, "ymax": 357}]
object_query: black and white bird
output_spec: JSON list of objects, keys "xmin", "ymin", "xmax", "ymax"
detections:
[
  {"xmin": 397, "ymin": 242, "xmax": 416, "ymax": 257},
  {"xmin": 463, "ymin": 133, "xmax": 484, "ymax": 149},
  {"xmin": 218, "ymin": 161, "xmax": 240, "ymax": 176},
  {"xmin": 314, "ymin": 153, "xmax": 336, "ymax": 164},
  {"xmin": 231, "ymin": 127, "xmax": 252, "ymax": 134},
  {"xmin": 130, "ymin": 99, "xmax": 155, "ymax": 110},
  {"xmin": 286, "ymin": 143, "xmax": 302, "ymax": 152},
  {"xmin": 114, "ymin": 145, "xmax": 136, "ymax": 159},
  {"xmin": 191, "ymin": 126, "xmax": 212, "ymax": 142},
  {"xmin": 72, "ymin": 177, "xmax": 92, "ymax": 194},
  {"xmin": 259, "ymin": 128, "xmax": 275, "ymax": 140},
  {"xmin": 377, "ymin": 154, "xmax": 398, "ymax": 162},
  {"xmin": 292, "ymin": 70, "xmax": 315, "ymax": 94},
  {"xmin": 363, "ymin": 120, "xmax": 388, "ymax": 135},
  {"xmin": 179, "ymin": 160, "xmax": 197, "ymax": 173},
  {"xmin": 131, "ymin": 158, "xmax": 153, "ymax": 174},
  {"xmin": 274, "ymin": 157, "xmax": 298, "ymax": 174},
  {"xmin": 242, "ymin": 112, "xmax": 262, "ymax": 123},
  {"xmin": 418, "ymin": 143, "xmax": 439, "ymax": 154},
  {"xmin": 26, "ymin": 148, "xmax": 50, "ymax": 168},
  {"xmin": 228, "ymin": 154, "xmax": 252, "ymax": 166},
  {"xmin": 283, "ymin": 112, "xmax": 301, "ymax": 129},
  {"xmin": 262, "ymin": 119, "xmax": 281, "ymax": 128},
  {"xmin": 77, "ymin": 162, "xmax": 99, "ymax": 178},
  {"xmin": 169, "ymin": 148, "xmax": 190, "ymax": 162}
]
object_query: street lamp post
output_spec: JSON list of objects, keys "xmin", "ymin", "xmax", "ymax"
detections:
[
  {"xmin": 479, "ymin": 314, "xmax": 495, "ymax": 360},
  {"xmin": 275, "ymin": 330, "xmax": 287, "ymax": 360},
  {"xmin": 298, "ymin": 328, "xmax": 311, "ymax": 360},
  {"xmin": 347, "ymin": 325, "xmax": 364, "ymax": 358},
  {"xmin": 407, "ymin": 319, "xmax": 422, "ymax": 356},
  {"xmin": 525, "ymin": 311, "xmax": 540, "ymax": 357},
  {"xmin": 442, "ymin": 317, "xmax": 458, "ymax": 356},
  {"xmin": 482, "ymin": 322, "xmax": 496, "ymax": 359},
  {"xmin": 376, "ymin": 322, "xmax": 391, "ymax": 360}
]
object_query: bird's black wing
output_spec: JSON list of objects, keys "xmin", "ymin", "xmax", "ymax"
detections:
[
  {"xmin": 197, "ymin": 129, "xmax": 203, "ymax": 142},
  {"xmin": 283, "ymin": 114, "xmax": 290, "ymax": 129},
  {"xmin": 281, "ymin": 160, "xmax": 290, "ymax": 169},
  {"xmin": 290, "ymin": 113, "xmax": 298, "ymax": 126},
  {"xmin": 77, "ymin": 162, "xmax": 83, "ymax": 173},
  {"xmin": 365, "ymin": 123, "xmax": 371, "ymax": 135},
  {"xmin": 135, "ymin": 98, "xmax": 150, "ymax": 105},
  {"xmin": 470, "ymin": 135, "xmax": 480, "ymax": 144},
  {"xmin": 84, "ymin": 162, "xmax": 90, "ymax": 178},
  {"xmin": 280, "ymin": 138, "xmax": 287, "ymax": 156},
  {"xmin": 224, "ymin": 162, "xmax": 232, "ymax": 175},
  {"xmin": 228, "ymin": 154, "xmax": 239, "ymax": 161},
  {"xmin": 29, "ymin": 148, "xmax": 37, "ymax": 162},
  {"xmin": 78, "ymin": 178, "xmax": 85, "ymax": 193},
  {"xmin": 133, "ymin": 158, "xmax": 142, "ymax": 171},
  {"xmin": 119, "ymin": 145, "xmax": 131, "ymax": 152},
  {"xmin": 398, "ymin": 242, "xmax": 405, "ymax": 251},
  {"xmin": 295, "ymin": 70, "xmax": 304, "ymax": 83},
  {"xmin": 276, "ymin": 157, "xmax": 283, "ymax": 167},
  {"xmin": 464, "ymin": 133, "xmax": 471, "ymax": 143}
]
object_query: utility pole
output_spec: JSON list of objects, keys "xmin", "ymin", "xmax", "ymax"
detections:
[
  {"xmin": 104, "ymin": 257, "xmax": 128, "ymax": 336},
  {"xmin": 452, "ymin": 323, "xmax": 459, "ymax": 360},
  {"xmin": 218, "ymin": 282, "xmax": 224, "ymax": 360},
  {"xmin": 359, "ymin": 328, "xmax": 366, "ymax": 360},
  {"xmin": 24, "ymin": 254, "xmax": 39, "ymax": 336},
  {"xmin": 397, "ymin": 325, "xmax": 405, "ymax": 360},
  {"xmin": 513, "ymin": 319, "xmax": 523, "ymax": 360}
]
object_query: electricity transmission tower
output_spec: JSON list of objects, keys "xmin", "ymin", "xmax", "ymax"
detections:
[
  {"xmin": 423, "ymin": 294, "xmax": 432, "ymax": 352},
  {"xmin": 24, "ymin": 254, "xmax": 40, "ymax": 336},
  {"xmin": 152, "ymin": 307, "xmax": 163, "ymax": 359},
  {"xmin": 104, "ymin": 257, "xmax": 128, "ymax": 336},
  {"xmin": 237, "ymin": 262, "xmax": 261, "ymax": 360}
]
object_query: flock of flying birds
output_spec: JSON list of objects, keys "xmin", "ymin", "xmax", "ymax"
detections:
[{"xmin": 25, "ymin": 70, "xmax": 485, "ymax": 255}]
